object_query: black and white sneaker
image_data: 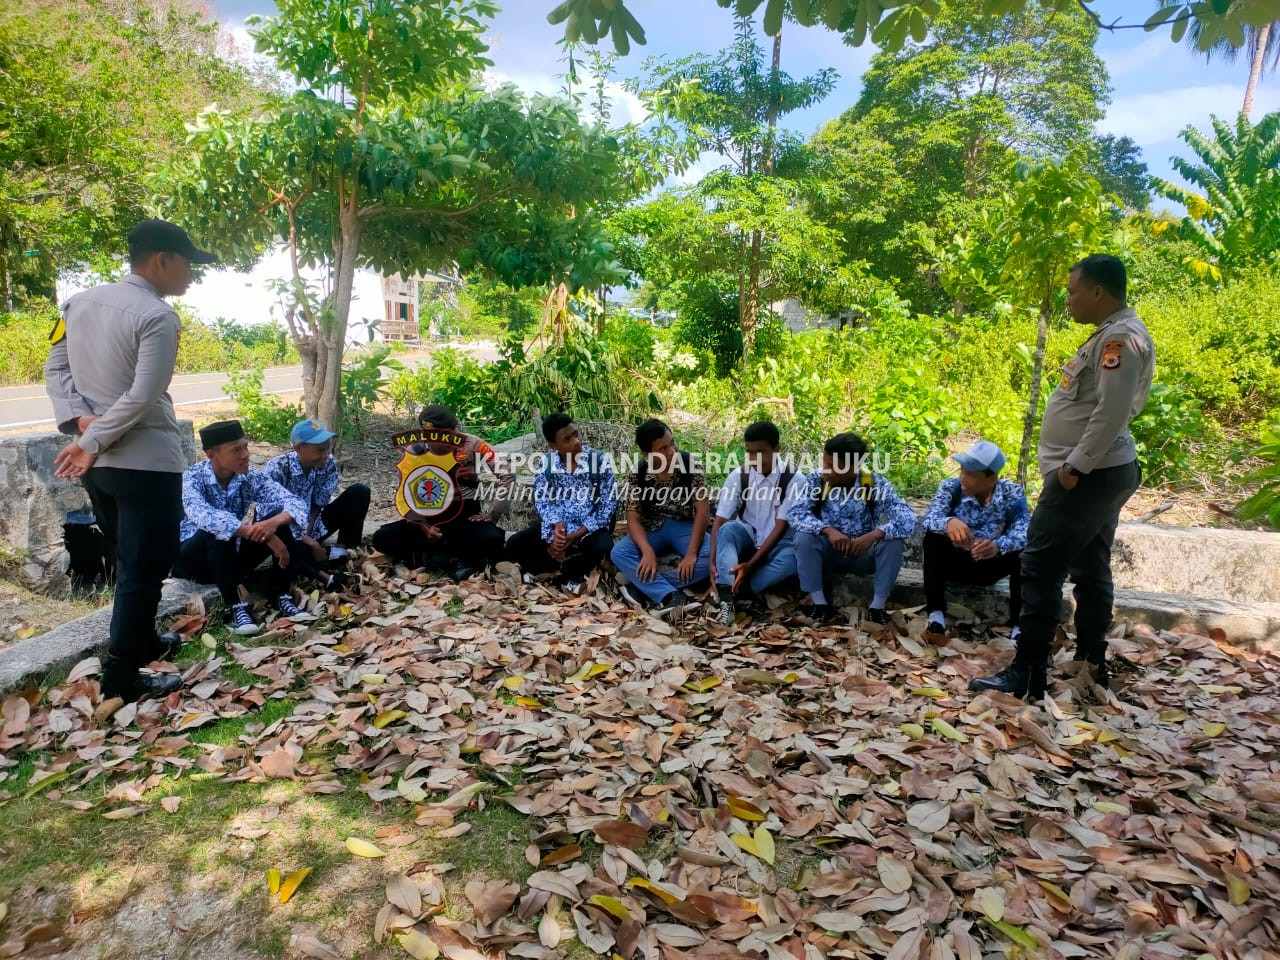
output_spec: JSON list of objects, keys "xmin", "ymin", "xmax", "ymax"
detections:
[
  {"xmin": 561, "ymin": 580, "xmax": 583, "ymax": 596},
  {"xmin": 618, "ymin": 583, "xmax": 646, "ymax": 610},
  {"xmin": 277, "ymin": 593, "xmax": 306, "ymax": 618},
  {"xmin": 712, "ymin": 597, "xmax": 735, "ymax": 627},
  {"xmin": 866, "ymin": 607, "xmax": 889, "ymax": 625},
  {"xmin": 228, "ymin": 602, "xmax": 260, "ymax": 636}
]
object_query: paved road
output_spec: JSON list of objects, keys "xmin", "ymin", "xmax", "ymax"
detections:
[{"xmin": 0, "ymin": 341, "xmax": 499, "ymax": 431}]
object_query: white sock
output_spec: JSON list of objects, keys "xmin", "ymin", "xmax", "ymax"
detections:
[
  {"xmin": 928, "ymin": 610, "xmax": 945, "ymax": 627},
  {"xmin": 1010, "ymin": 625, "xmax": 1022, "ymax": 640}
]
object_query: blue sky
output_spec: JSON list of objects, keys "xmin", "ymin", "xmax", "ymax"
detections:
[{"xmin": 212, "ymin": 0, "xmax": 1278, "ymax": 191}]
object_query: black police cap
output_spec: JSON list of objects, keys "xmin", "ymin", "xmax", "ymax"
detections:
[{"xmin": 128, "ymin": 219, "xmax": 218, "ymax": 265}]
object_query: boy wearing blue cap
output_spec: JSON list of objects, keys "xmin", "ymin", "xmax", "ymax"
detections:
[
  {"xmin": 263, "ymin": 419, "xmax": 371, "ymax": 566},
  {"xmin": 920, "ymin": 440, "xmax": 1030, "ymax": 641}
]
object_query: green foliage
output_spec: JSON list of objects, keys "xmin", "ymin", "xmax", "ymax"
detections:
[
  {"xmin": 386, "ymin": 333, "xmax": 662, "ymax": 440},
  {"xmin": 0, "ymin": 0, "xmax": 271, "ymax": 301},
  {"xmin": 0, "ymin": 303, "xmax": 296, "ymax": 385},
  {"xmin": 0, "ymin": 300, "xmax": 60, "ymax": 385},
  {"xmin": 1138, "ymin": 264, "xmax": 1280, "ymax": 419},
  {"xmin": 1130, "ymin": 383, "xmax": 1208, "ymax": 485},
  {"xmin": 600, "ymin": 314, "xmax": 657, "ymax": 368},
  {"xmin": 1237, "ymin": 423, "xmax": 1280, "ymax": 529},
  {"xmin": 223, "ymin": 369, "xmax": 303, "ymax": 445},
  {"xmin": 339, "ymin": 346, "xmax": 404, "ymax": 442},
  {"xmin": 1150, "ymin": 112, "xmax": 1280, "ymax": 278},
  {"xmin": 808, "ymin": 0, "xmax": 1112, "ymax": 312},
  {"xmin": 462, "ymin": 279, "xmax": 544, "ymax": 340},
  {"xmin": 548, "ymin": 0, "xmax": 1273, "ymax": 58},
  {"xmin": 161, "ymin": 0, "xmax": 629, "ymax": 430}
]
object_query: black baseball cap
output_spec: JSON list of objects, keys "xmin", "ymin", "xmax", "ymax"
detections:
[{"xmin": 127, "ymin": 219, "xmax": 218, "ymax": 265}]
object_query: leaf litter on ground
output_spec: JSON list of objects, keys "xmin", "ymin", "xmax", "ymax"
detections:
[{"xmin": 2, "ymin": 557, "xmax": 1279, "ymax": 958}]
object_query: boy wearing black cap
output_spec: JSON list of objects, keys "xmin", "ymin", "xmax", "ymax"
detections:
[
  {"xmin": 44, "ymin": 218, "xmax": 218, "ymax": 703},
  {"xmin": 263, "ymin": 418, "xmax": 371, "ymax": 566},
  {"xmin": 176, "ymin": 420, "xmax": 314, "ymax": 635},
  {"xmin": 370, "ymin": 405, "xmax": 513, "ymax": 578}
]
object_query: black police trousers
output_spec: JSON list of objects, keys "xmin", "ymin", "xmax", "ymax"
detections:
[
  {"xmin": 1014, "ymin": 460, "xmax": 1141, "ymax": 669},
  {"xmin": 82, "ymin": 467, "xmax": 182, "ymax": 669},
  {"xmin": 505, "ymin": 522, "xmax": 614, "ymax": 583}
]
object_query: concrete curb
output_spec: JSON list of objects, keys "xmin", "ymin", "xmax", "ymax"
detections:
[{"xmin": 0, "ymin": 579, "xmax": 220, "ymax": 692}]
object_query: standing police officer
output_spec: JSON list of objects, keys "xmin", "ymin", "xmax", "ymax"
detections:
[
  {"xmin": 969, "ymin": 254, "xmax": 1154, "ymax": 699},
  {"xmin": 45, "ymin": 219, "xmax": 217, "ymax": 703}
]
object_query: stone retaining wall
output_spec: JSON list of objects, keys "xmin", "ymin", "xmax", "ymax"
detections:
[{"xmin": 0, "ymin": 423, "xmax": 197, "ymax": 589}]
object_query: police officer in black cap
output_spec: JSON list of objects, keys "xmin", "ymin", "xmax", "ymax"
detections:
[{"xmin": 45, "ymin": 219, "xmax": 218, "ymax": 704}]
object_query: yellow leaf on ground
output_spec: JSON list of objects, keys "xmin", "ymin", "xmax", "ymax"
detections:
[
  {"xmin": 910, "ymin": 687, "xmax": 948, "ymax": 698},
  {"xmin": 278, "ymin": 867, "xmax": 312, "ymax": 904},
  {"xmin": 753, "ymin": 826, "xmax": 776, "ymax": 865},
  {"xmin": 399, "ymin": 929, "xmax": 440, "ymax": 960},
  {"xmin": 900, "ymin": 723, "xmax": 925, "ymax": 740},
  {"xmin": 731, "ymin": 833, "xmax": 758, "ymax": 858},
  {"xmin": 514, "ymin": 696, "xmax": 544, "ymax": 708},
  {"xmin": 627, "ymin": 877, "xmax": 680, "ymax": 904},
  {"xmin": 587, "ymin": 894, "xmax": 630, "ymax": 920},
  {"xmin": 975, "ymin": 886, "xmax": 1004, "ymax": 922},
  {"xmin": 727, "ymin": 796, "xmax": 767, "ymax": 822},
  {"xmin": 1224, "ymin": 869, "xmax": 1251, "ymax": 906},
  {"xmin": 986, "ymin": 919, "xmax": 1038, "ymax": 950},
  {"xmin": 501, "ymin": 676, "xmax": 523, "ymax": 690},
  {"xmin": 374, "ymin": 709, "xmax": 407, "ymax": 729},
  {"xmin": 267, "ymin": 868, "xmax": 282, "ymax": 894},
  {"xmin": 345, "ymin": 837, "xmax": 386, "ymax": 858},
  {"xmin": 200, "ymin": 633, "xmax": 217, "ymax": 649},
  {"xmin": 1202, "ymin": 721, "xmax": 1227, "ymax": 736},
  {"xmin": 930, "ymin": 716, "xmax": 970, "ymax": 742},
  {"xmin": 684, "ymin": 676, "xmax": 722, "ymax": 693}
]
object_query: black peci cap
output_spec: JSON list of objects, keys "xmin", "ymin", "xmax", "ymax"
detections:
[
  {"xmin": 199, "ymin": 419, "xmax": 246, "ymax": 449},
  {"xmin": 128, "ymin": 219, "xmax": 218, "ymax": 265}
]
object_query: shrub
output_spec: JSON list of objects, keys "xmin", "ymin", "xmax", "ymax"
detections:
[
  {"xmin": 1130, "ymin": 382, "xmax": 1208, "ymax": 486},
  {"xmin": 1238, "ymin": 423, "xmax": 1280, "ymax": 529},
  {"xmin": 223, "ymin": 368, "xmax": 302, "ymax": 444}
]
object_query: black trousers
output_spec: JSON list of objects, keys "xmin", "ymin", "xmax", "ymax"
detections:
[
  {"xmin": 82, "ymin": 467, "xmax": 182, "ymax": 668},
  {"xmin": 922, "ymin": 532, "xmax": 1022, "ymax": 623},
  {"xmin": 1015, "ymin": 460, "xmax": 1141, "ymax": 668},
  {"xmin": 371, "ymin": 505, "xmax": 506, "ymax": 571},
  {"xmin": 315, "ymin": 483, "xmax": 371, "ymax": 547},
  {"xmin": 176, "ymin": 525, "xmax": 309, "ymax": 605},
  {"xmin": 506, "ymin": 522, "xmax": 614, "ymax": 582}
]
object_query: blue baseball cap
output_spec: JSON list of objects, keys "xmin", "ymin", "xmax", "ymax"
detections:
[
  {"xmin": 290, "ymin": 419, "xmax": 336, "ymax": 446},
  {"xmin": 953, "ymin": 440, "xmax": 1006, "ymax": 473}
]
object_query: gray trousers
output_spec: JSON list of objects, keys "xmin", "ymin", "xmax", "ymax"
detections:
[
  {"xmin": 1014, "ymin": 460, "xmax": 1141, "ymax": 668},
  {"xmin": 794, "ymin": 531, "xmax": 906, "ymax": 609}
]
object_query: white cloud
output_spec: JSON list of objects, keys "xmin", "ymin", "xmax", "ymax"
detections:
[
  {"xmin": 1103, "ymin": 34, "xmax": 1174, "ymax": 79},
  {"xmin": 1099, "ymin": 84, "xmax": 1279, "ymax": 148},
  {"xmin": 482, "ymin": 69, "xmax": 649, "ymax": 126}
]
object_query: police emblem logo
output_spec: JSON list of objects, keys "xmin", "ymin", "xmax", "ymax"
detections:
[
  {"xmin": 390, "ymin": 427, "xmax": 468, "ymax": 528},
  {"xmin": 1101, "ymin": 339, "xmax": 1124, "ymax": 371}
]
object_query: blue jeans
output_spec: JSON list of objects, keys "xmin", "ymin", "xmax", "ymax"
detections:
[
  {"xmin": 794, "ymin": 530, "xmax": 906, "ymax": 609},
  {"xmin": 611, "ymin": 518, "xmax": 711, "ymax": 604},
  {"xmin": 713, "ymin": 520, "xmax": 796, "ymax": 595}
]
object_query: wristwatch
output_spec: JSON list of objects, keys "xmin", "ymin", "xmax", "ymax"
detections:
[{"xmin": 1060, "ymin": 463, "xmax": 1079, "ymax": 478}]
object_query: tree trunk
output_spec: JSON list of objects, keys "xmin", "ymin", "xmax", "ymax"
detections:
[
  {"xmin": 312, "ymin": 200, "xmax": 361, "ymax": 439},
  {"xmin": 1243, "ymin": 22, "xmax": 1271, "ymax": 117},
  {"xmin": 1017, "ymin": 291, "xmax": 1052, "ymax": 486},
  {"xmin": 744, "ymin": 231, "xmax": 762, "ymax": 361},
  {"xmin": 737, "ymin": 27, "xmax": 782, "ymax": 365}
]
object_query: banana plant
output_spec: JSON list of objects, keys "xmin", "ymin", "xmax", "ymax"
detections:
[{"xmin": 1238, "ymin": 424, "xmax": 1280, "ymax": 529}]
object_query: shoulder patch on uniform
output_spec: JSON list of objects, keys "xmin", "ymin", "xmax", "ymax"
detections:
[
  {"xmin": 1101, "ymin": 339, "xmax": 1124, "ymax": 370},
  {"xmin": 48, "ymin": 317, "xmax": 66, "ymax": 345}
]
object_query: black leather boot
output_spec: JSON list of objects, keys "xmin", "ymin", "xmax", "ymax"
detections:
[
  {"xmin": 968, "ymin": 663, "xmax": 1047, "ymax": 699},
  {"xmin": 101, "ymin": 654, "xmax": 181, "ymax": 704}
]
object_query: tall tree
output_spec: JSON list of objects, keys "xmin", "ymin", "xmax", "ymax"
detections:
[
  {"xmin": 0, "ymin": 0, "xmax": 268, "ymax": 308},
  {"xmin": 625, "ymin": 16, "xmax": 837, "ymax": 358},
  {"xmin": 1158, "ymin": 0, "xmax": 1280, "ymax": 116},
  {"xmin": 809, "ymin": 0, "xmax": 1112, "ymax": 310},
  {"xmin": 547, "ymin": 0, "xmax": 1277, "ymax": 59},
  {"xmin": 162, "ymin": 0, "xmax": 626, "ymax": 432},
  {"xmin": 1151, "ymin": 111, "xmax": 1280, "ymax": 278},
  {"xmin": 931, "ymin": 157, "xmax": 1121, "ymax": 484}
]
